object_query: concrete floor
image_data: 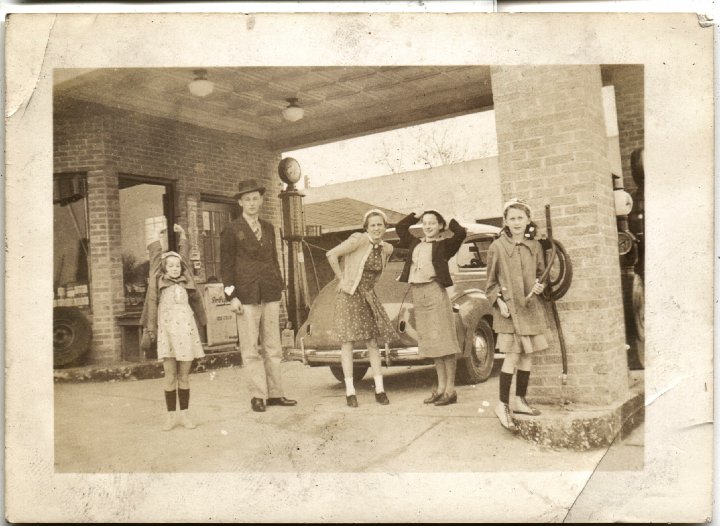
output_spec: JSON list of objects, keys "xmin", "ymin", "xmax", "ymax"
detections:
[
  {"xmin": 55, "ymin": 361, "xmax": 641, "ymax": 474},
  {"xmin": 48, "ymin": 361, "xmax": 651, "ymax": 521}
]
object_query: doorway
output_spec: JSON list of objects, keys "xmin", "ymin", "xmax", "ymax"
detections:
[{"xmin": 118, "ymin": 175, "xmax": 176, "ymax": 312}]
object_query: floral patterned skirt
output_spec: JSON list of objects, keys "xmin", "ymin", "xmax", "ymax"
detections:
[{"xmin": 333, "ymin": 270, "xmax": 397, "ymax": 344}]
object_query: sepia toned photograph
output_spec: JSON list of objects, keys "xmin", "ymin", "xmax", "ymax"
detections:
[
  {"xmin": 5, "ymin": 12, "xmax": 713, "ymax": 523},
  {"xmin": 51, "ymin": 64, "xmax": 645, "ymax": 475}
]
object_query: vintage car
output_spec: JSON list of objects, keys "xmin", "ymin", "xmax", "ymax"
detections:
[{"xmin": 288, "ymin": 222, "xmax": 501, "ymax": 384}]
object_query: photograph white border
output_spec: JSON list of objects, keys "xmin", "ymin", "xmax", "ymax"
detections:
[{"xmin": 5, "ymin": 10, "xmax": 714, "ymax": 522}]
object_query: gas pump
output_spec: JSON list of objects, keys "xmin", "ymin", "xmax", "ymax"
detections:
[
  {"xmin": 278, "ymin": 158, "xmax": 310, "ymax": 335},
  {"xmin": 613, "ymin": 168, "xmax": 644, "ymax": 368}
]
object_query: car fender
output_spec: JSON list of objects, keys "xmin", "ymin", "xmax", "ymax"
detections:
[{"xmin": 451, "ymin": 288, "xmax": 493, "ymax": 357}]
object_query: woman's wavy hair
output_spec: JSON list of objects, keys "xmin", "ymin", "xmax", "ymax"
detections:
[
  {"xmin": 420, "ymin": 209, "xmax": 447, "ymax": 232},
  {"xmin": 502, "ymin": 199, "xmax": 537, "ymax": 240}
]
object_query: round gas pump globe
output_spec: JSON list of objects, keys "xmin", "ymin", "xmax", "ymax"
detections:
[
  {"xmin": 278, "ymin": 157, "xmax": 302, "ymax": 185},
  {"xmin": 614, "ymin": 189, "xmax": 633, "ymax": 216}
]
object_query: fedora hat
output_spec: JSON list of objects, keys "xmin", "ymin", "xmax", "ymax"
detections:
[{"xmin": 233, "ymin": 178, "xmax": 266, "ymax": 199}]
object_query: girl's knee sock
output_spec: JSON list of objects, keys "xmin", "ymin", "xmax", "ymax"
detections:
[
  {"xmin": 178, "ymin": 388, "xmax": 190, "ymax": 410},
  {"xmin": 515, "ymin": 370, "xmax": 531, "ymax": 398},
  {"xmin": 164, "ymin": 389, "xmax": 177, "ymax": 412},
  {"xmin": 344, "ymin": 378, "xmax": 355, "ymax": 396},
  {"xmin": 499, "ymin": 372, "xmax": 513, "ymax": 404}
]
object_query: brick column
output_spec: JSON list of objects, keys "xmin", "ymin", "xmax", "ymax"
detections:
[
  {"xmin": 87, "ymin": 168, "xmax": 124, "ymax": 363},
  {"xmin": 490, "ymin": 65, "xmax": 629, "ymax": 405},
  {"xmin": 605, "ymin": 66, "xmax": 644, "ymax": 193}
]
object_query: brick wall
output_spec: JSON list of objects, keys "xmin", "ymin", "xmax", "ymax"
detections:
[
  {"xmin": 604, "ymin": 66, "xmax": 644, "ymax": 193},
  {"xmin": 490, "ymin": 65, "xmax": 629, "ymax": 405},
  {"xmin": 54, "ymin": 100, "xmax": 282, "ymax": 363},
  {"xmin": 85, "ymin": 168, "xmax": 123, "ymax": 363}
]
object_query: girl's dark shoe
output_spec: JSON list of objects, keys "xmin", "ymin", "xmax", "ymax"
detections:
[
  {"xmin": 346, "ymin": 394, "xmax": 358, "ymax": 408},
  {"xmin": 434, "ymin": 392, "xmax": 458, "ymax": 406},
  {"xmin": 423, "ymin": 391, "xmax": 442, "ymax": 404},
  {"xmin": 375, "ymin": 392, "xmax": 390, "ymax": 405}
]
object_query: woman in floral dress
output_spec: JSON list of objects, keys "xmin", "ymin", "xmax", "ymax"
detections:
[{"xmin": 326, "ymin": 209, "xmax": 397, "ymax": 407}]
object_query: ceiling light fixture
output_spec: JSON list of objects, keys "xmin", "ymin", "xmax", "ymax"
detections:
[
  {"xmin": 282, "ymin": 98, "xmax": 304, "ymax": 122},
  {"xmin": 188, "ymin": 69, "xmax": 214, "ymax": 97}
]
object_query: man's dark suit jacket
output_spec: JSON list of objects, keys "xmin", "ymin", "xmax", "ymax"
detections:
[{"xmin": 220, "ymin": 216, "xmax": 283, "ymax": 304}]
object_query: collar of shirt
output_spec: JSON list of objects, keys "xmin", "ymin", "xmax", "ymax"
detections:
[
  {"xmin": 161, "ymin": 274, "xmax": 188, "ymax": 285},
  {"xmin": 365, "ymin": 232, "xmax": 383, "ymax": 249},
  {"xmin": 243, "ymin": 212, "xmax": 261, "ymax": 231},
  {"xmin": 499, "ymin": 232, "xmax": 536, "ymax": 256}
]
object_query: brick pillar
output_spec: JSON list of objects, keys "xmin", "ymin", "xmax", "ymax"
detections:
[
  {"xmin": 490, "ymin": 65, "xmax": 629, "ymax": 405},
  {"xmin": 605, "ymin": 66, "xmax": 644, "ymax": 193},
  {"xmin": 87, "ymin": 168, "xmax": 124, "ymax": 363}
]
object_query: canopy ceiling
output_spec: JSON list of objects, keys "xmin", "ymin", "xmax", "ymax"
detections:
[{"xmin": 54, "ymin": 66, "xmax": 495, "ymax": 151}]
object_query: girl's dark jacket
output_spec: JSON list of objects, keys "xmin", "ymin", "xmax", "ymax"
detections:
[
  {"xmin": 140, "ymin": 236, "xmax": 207, "ymax": 334},
  {"xmin": 395, "ymin": 213, "xmax": 467, "ymax": 287}
]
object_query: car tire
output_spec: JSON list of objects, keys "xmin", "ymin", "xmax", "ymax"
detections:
[
  {"xmin": 329, "ymin": 365, "xmax": 369, "ymax": 383},
  {"xmin": 632, "ymin": 273, "xmax": 645, "ymax": 368},
  {"xmin": 457, "ymin": 318, "xmax": 495, "ymax": 384},
  {"xmin": 541, "ymin": 239, "xmax": 573, "ymax": 301},
  {"xmin": 53, "ymin": 307, "xmax": 92, "ymax": 368}
]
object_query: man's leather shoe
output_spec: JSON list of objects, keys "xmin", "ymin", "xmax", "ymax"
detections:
[
  {"xmin": 266, "ymin": 397, "xmax": 297, "ymax": 407},
  {"xmin": 251, "ymin": 397, "xmax": 266, "ymax": 412},
  {"xmin": 434, "ymin": 391, "xmax": 458, "ymax": 406}
]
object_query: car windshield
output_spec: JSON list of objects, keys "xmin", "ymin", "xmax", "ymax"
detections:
[
  {"xmin": 456, "ymin": 239, "xmax": 492, "ymax": 269},
  {"xmin": 387, "ymin": 237, "xmax": 493, "ymax": 267}
]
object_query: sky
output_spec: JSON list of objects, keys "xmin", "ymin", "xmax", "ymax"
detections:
[{"xmin": 284, "ymin": 110, "xmax": 499, "ymax": 189}]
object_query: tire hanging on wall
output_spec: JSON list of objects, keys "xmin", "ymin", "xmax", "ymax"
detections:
[
  {"xmin": 632, "ymin": 273, "xmax": 645, "ymax": 368},
  {"xmin": 53, "ymin": 307, "xmax": 92, "ymax": 368},
  {"xmin": 539, "ymin": 238, "xmax": 573, "ymax": 301}
]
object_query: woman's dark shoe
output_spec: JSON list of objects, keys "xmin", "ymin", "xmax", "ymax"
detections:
[
  {"xmin": 346, "ymin": 394, "xmax": 358, "ymax": 408},
  {"xmin": 423, "ymin": 391, "xmax": 442, "ymax": 404},
  {"xmin": 434, "ymin": 392, "xmax": 458, "ymax": 406},
  {"xmin": 375, "ymin": 392, "xmax": 390, "ymax": 405}
]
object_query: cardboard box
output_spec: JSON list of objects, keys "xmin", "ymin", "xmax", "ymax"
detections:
[{"xmin": 201, "ymin": 283, "xmax": 239, "ymax": 346}]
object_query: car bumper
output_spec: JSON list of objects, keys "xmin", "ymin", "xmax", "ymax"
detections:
[{"xmin": 287, "ymin": 339, "xmax": 429, "ymax": 366}]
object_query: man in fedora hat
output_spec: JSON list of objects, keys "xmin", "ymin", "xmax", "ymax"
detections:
[{"xmin": 220, "ymin": 178, "xmax": 297, "ymax": 412}]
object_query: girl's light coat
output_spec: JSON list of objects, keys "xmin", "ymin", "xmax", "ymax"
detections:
[{"xmin": 486, "ymin": 233, "xmax": 548, "ymax": 336}]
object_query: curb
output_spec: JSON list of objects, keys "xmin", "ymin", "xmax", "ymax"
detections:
[
  {"xmin": 512, "ymin": 389, "xmax": 644, "ymax": 450},
  {"xmin": 53, "ymin": 349, "xmax": 244, "ymax": 383}
]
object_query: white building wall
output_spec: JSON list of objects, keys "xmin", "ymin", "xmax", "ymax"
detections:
[{"xmin": 304, "ymin": 157, "xmax": 503, "ymax": 222}]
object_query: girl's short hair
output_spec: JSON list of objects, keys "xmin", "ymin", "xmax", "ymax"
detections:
[
  {"xmin": 363, "ymin": 209, "xmax": 388, "ymax": 230},
  {"xmin": 160, "ymin": 251, "xmax": 183, "ymax": 274},
  {"xmin": 421, "ymin": 209, "xmax": 447, "ymax": 231},
  {"xmin": 503, "ymin": 198, "xmax": 532, "ymax": 219}
]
